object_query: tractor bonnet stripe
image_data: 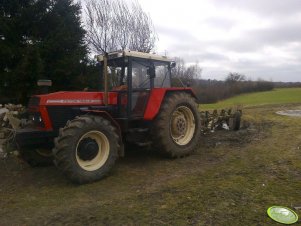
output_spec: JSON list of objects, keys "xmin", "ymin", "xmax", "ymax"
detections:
[{"xmin": 46, "ymin": 99, "xmax": 103, "ymax": 104}]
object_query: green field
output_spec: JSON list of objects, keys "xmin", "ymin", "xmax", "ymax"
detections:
[{"xmin": 201, "ymin": 88, "xmax": 301, "ymax": 110}]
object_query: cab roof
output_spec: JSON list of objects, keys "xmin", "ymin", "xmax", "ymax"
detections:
[{"xmin": 96, "ymin": 50, "xmax": 173, "ymax": 63}]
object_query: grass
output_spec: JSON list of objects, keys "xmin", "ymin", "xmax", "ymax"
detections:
[
  {"xmin": 1, "ymin": 88, "xmax": 301, "ymax": 225},
  {"xmin": 201, "ymin": 87, "xmax": 301, "ymax": 110},
  {"xmin": 2, "ymin": 105, "xmax": 301, "ymax": 225}
]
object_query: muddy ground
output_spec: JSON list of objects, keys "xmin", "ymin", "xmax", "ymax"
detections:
[{"xmin": 1, "ymin": 104, "xmax": 301, "ymax": 225}]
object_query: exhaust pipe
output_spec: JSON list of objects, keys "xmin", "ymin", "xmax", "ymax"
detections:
[
  {"xmin": 103, "ymin": 54, "xmax": 108, "ymax": 105},
  {"xmin": 37, "ymin": 79, "xmax": 52, "ymax": 94}
]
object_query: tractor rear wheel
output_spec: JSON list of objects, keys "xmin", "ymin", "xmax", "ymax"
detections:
[
  {"xmin": 53, "ymin": 115, "xmax": 119, "ymax": 184},
  {"xmin": 152, "ymin": 92, "xmax": 201, "ymax": 158},
  {"xmin": 20, "ymin": 148, "xmax": 53, "ymax": 167}
]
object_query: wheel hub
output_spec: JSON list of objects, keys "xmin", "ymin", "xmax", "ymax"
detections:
[
  {"xmin": 172, "ymin": 115, "xmax": 187, "ymax": 135},
  {"xmin": 77, "ymin": 138, "xmax": 99, "ymax": 161}
]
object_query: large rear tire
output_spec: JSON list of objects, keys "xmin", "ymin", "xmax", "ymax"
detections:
[
  {"xmin": 53, "ymin": 115, "xmax": 119, "ymax": 184},
  {"xmin": 152, "ymin": 92, "xmax": 201, "ymax": 158}
]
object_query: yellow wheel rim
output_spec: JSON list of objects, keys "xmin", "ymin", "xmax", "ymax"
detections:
[
  {"xmin": 76, "ymin": 131, "xmax": 110, "ymax": 171},
  {"xmin": 170, "ymin": 106, "xmax": 196, "ymax": 145}
]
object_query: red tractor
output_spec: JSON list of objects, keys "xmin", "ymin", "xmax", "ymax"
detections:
[{"xmin": 15, "ymin": 51, "xmax": 201, "ymax": 184}]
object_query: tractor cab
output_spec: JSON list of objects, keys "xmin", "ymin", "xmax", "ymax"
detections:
[{"xmin": 96, "ymin": 50, "xmax": 175, "ymax": 119}]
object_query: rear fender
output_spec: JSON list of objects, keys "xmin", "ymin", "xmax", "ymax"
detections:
[{"xmin": 143, "ymin": 88, "xmax": 197, "ymax": 120}]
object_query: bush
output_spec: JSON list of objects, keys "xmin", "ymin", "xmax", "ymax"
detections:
[{"xmin": 193, "ymin": 78, "xmax": 275, "ymax": 104}]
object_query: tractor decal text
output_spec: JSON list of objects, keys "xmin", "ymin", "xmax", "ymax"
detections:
[{"xmin": 46, "ymin": 99, "xmax": 103, "ymax": 104}]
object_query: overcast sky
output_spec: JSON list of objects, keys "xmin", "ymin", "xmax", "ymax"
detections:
[{"xmin": 137, "ymin": 0, "xmax": 301, "ymax": 82}]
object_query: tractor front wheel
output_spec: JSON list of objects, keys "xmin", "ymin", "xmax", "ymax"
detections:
[
  {"xmin": 152, "ymin": 92, "xmax": 201, "ymax": 158},
  {"xmin": 53, "ymin": 115, "xmax": 119, "ymax": 184}
]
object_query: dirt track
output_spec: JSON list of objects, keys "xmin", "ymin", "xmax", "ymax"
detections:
[{"xmin": 1, "ymin": 105, "xmax": 301, "ymax": 225}]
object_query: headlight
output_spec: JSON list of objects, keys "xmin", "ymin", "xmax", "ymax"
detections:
[{"xmin": 29, "ymin": 112, "xmax": 44, "ymax": 127}]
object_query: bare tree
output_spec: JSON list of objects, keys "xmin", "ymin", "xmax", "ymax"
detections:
[
  {"xmin": 172, "ymin": 57, "xmax": 186, "ymax": 79},
  {"xmin": 84, "ymin": 0, "xmax": 157, "ymax": 54},
  {"xmin": 225, "ymin": 72, "xmax": 246, "ymax": 84},
  {"xmin": 171, "ymin": 57, "xmax": 202, "ymax": 87},
  {"xmin": 84, "ymin": 0, "xmax": 115, "ymax": 53},
  {"xmin": 128, "ymin": 2, "xmax": 156, "ymax": 52},
  {"xmin": 113, "ymin": 0, "xmax": 132, "ymax": 50}
]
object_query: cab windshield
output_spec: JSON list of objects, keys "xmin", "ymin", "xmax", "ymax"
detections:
[{"xmin": 103, "ymin": 57, "xmax": 171, "ymax": 89}]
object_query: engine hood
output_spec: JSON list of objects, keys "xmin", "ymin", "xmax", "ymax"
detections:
[{"xmin": 31, "ymin": 91, "xmax": 118, "ymax": 106}]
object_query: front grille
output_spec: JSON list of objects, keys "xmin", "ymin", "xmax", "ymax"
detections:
[
  {"xmin": 28, "ymin": 97, "xmax": 40, "ymax": 107},
  {"xmin": 47, "ymin": 106, "xmax": 82, "ymax": 130}
]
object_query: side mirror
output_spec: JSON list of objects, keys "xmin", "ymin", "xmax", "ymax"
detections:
[
  {"xmin": 147, "ymin": 66, "xmax": 155, "ymax": 78},
  {"xmin": 170, "ymin": 61, "xmax": 176, "ymax": 68}
]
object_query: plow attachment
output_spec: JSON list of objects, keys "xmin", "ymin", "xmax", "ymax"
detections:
[{"xmin": 200, "ymin": 108, "xmax": 242, "ymax": 133}]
